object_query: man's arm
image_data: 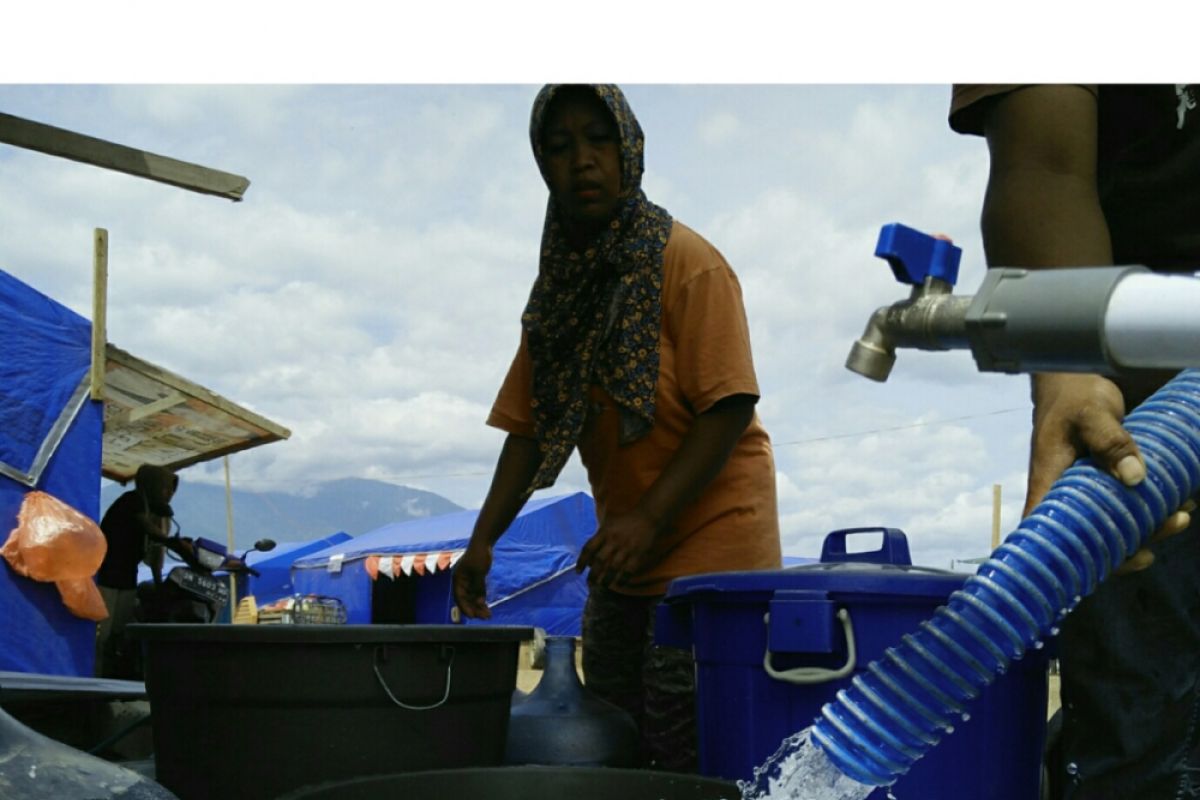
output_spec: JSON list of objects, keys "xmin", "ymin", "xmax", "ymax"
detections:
[
  {"xmin": 980, "ymin": 85, "xmax": 1111, "ymax": 269},
  {"xmin": 136, "ymin": 512, "xmax": 170, "ymax": 585},
  {"xmin": 979, "ymin": 85, "xmax": 1190, "ymax": 569}
]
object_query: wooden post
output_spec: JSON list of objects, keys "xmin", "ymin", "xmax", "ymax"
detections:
[
  {"xmin": 224, "ymin": 456, "xmax": 237, "ymax": 613},
  {"xmin": 991, "ymin": 483, "xmax": 1003, "ymax": 551},
  {"xmin": 91, "ymin": 228, "xmax": 108, "ymax": 401}
]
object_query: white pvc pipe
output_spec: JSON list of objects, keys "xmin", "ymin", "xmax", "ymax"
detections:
[{"xmin": 1105, "ymin": 272, "xmax": 1200, "ymax": 369}]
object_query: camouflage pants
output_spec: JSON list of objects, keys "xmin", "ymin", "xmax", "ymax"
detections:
[{"xmin": 581, "ymin": 584, "xmax": 697, "ymax": 772}]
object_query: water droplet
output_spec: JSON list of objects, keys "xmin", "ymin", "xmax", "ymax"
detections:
[
  {"xmin": 960, "ymin": 712, "xmax": 971, "ymax": 722},
  {"xmin": 1033, "ymin": 640, "xmax": 1045, "ymax": 650},
  {"xmin": 944, "ymin": 724, "xmax": 955, "ymax": 734},
  {"xmin": 1066, "ymin": 762, "xmax": 1079, "ymax": 776},
  {"xmin": 1049, "ymin": 626, "xmax": 1061, "ymax": 636}
]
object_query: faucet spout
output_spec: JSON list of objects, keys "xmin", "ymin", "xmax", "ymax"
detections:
[
  {"xmin": 845, "ymin": 281, "xmax": 972, "ymax": 382},
  {"xmin": 846, "ymin": 305, "xmax": 897, "ymax": 382}
]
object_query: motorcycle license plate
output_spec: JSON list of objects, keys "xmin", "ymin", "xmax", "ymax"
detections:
[{"xmin": 168, "ymin": 569, "xmax": 230, "ymax": 605}]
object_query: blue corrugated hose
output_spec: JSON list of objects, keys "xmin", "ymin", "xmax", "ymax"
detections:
[{"xmin": 812, "ymin": 369, "xmax": 1200, "ymax": 786}]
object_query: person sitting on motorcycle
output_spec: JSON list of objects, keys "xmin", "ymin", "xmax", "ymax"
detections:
[{"xmin": 94, "ymin": 464, "xmax": 179, "ymax": 678}]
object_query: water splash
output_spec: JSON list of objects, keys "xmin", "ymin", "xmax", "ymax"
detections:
[{"xmin": 738, "ymin": 727, "xmax": 876, "ymax": 800}]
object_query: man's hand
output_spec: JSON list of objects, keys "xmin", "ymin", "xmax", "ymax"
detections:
[
  {"xmin": 1028, "ymin": 372, "xmax": 1192, "ymax": 574},
  {"xmin": 1027, "ymin": 373, "xmax": 1143, "ymax": 511},
  {"xmin": 575, "ymin": 508, "xmax": 659, "ymax": 588},
  {"xmin": 452, "ymin": 541, "xmax": 493, "ymax": 620}
]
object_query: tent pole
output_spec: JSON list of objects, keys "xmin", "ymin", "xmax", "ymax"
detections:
[
  {"xmin": 224, "ymin": 456, "xmax": 237, "ymax": 615},
  {"xmin": 91, "ymin": 228, "xmax": 107, "ymax": 402},
  {"xmin": 991, "ymin": 483, "xmax": 1002, "ymax": 551}
]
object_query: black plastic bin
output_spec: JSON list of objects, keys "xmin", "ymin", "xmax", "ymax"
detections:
[
  {"xmin": 128, "ymin": 624, "xmax": 533, "ymax": 800},
  {"xmin": 277, "ymin": 766, "xmax": 738, "ymax": 800}
]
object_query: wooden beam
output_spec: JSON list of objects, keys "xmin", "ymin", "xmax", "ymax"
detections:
[
  {"xmin": 91, "ymin": 228, "xmax": 108, "ymax": 401},
  {"xmin": 101, "ymin": 436, "xmax": 284, "ymax": 483},
  {"xmin": 0, "ymin": 112, "xmax": 250, "ymax": 202},
  {"xmin": 105, "ymin": 344, "xmax": 291, "ymax": 439},
  {"xmin": 117, "ymin": 391, "xmax": 188, "ymax": 424}
]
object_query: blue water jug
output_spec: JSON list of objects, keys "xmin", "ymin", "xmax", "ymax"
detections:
[{"xmin": 504, "ymin": 636, "xmax": 638, "ymax": 767}]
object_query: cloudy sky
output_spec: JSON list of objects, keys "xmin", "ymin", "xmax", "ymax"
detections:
[{"xmin": 5, "ymin": 7, "xmax": 1171, "ymax": 569}]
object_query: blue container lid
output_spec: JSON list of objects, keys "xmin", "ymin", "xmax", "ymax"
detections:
[{"xmin": 664, "ymin": 561, "xmax": 968, "ymax": 604}]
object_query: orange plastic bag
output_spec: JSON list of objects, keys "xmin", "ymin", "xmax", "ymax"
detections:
[{"xmin": 1, "ymin": 491, "xmax": 109, "ymax": 621}]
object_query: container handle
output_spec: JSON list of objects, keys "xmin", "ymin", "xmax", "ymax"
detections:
[
  {"xmin": 820, "ymin": 528, "xmax": 911, "ymax": 566},
  {"xmin": 763, "ymin": 608, "xmax": 856, "ymax": 685},
  {"xmin": 374, "ymin": 645, "xmax": 455, "ymax": 711}
]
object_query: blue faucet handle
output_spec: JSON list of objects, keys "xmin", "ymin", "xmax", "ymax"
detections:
[{"xmin": 875, "ymin": 223, "xmax": 962, "ymax": 287}]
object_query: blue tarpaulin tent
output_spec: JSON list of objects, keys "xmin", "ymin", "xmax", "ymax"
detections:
[
  {"xmin": 291, "ymin": 493, "xmax": 596, "ymax": 634},
  {"xmin": 240, "ymin": 532, "xmax": 353, "ymax": 604},
  {"xmin": 0, "ymin": 268, "xmax": 104, "ymax": 677}
]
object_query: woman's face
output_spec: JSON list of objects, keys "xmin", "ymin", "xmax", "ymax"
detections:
[{"xmin": 540, "ymin": 91, "xmax": 622, "ymax": 233}]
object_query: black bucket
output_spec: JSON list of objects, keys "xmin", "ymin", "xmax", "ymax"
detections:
[
  {"xmin": 277, "ymin": 766, "xmax": 739, "ymax": 800},
  {"xmin": 129, "ymin": 624, "xmax": 532, "ymax": 800}
]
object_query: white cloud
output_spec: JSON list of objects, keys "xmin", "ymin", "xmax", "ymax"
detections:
[{"xmin": 699, "ymin": 111, "xmax": 742, "ymax": 146}]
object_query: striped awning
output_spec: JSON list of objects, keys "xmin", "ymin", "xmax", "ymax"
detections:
[{"xmin": 364, "ymin": 550, "xmax": 464, "ymax": 580}]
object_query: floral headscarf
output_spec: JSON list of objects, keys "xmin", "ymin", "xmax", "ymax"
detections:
[{"xmin": 522, "ymin": 84, "xmax": 674, "ymax": 494}]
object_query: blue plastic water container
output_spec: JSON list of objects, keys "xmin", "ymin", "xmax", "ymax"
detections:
[{"xmin": 656, "ymin": 528, "xmax": 1049, "ymax": 799}]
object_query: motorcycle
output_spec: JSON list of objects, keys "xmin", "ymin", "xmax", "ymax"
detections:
[{"xmin": 135, "ymin": 534, "xmax": 277, "ymax": 624}]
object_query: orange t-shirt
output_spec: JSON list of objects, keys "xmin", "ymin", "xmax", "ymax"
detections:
[{"xmin": 488, "ymin": 221, "xmax": 782, "ymax": 595}]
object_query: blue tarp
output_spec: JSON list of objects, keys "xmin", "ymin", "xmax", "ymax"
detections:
[
  {"xmin": 291, "ymin": 493, "xmax": 596, "ymax": 634},
  {"xmin": 0, "ymin": 268, "xmax": 104, "ymax": 676},
  {"xmin": 241, "ymin": 532, "xmax": 352, "ymax": 604}
]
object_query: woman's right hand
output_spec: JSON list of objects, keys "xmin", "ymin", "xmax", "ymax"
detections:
[
  {"xmin": 1027, "ymin": 372, "xmax": 1191, "ymax": 574},
  {"xmin": 452, "ymin": 541, "xmax": 494, "ymax": 620}
]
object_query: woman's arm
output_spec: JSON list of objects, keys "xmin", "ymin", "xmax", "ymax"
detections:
[
  {"xmin": 452, "ymin": 433, "xmax": 541, "ymax": 618},
  {"xmin": 575, "ymin": 393, "xmax": 756, "ymax": 587}
]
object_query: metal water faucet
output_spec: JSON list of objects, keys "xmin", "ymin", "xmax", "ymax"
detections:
[
  {"xmin": 845, "ymin": 224, "xmax": 970, "ymax": 381},
  {"xmin": 846, "ymin": 223, "xmax": 1170, "ymax": 381}
]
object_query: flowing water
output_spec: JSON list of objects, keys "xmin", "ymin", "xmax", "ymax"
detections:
[{"xmin": 737, "ymin": 727, "xmax": 877, "ymax": 800}]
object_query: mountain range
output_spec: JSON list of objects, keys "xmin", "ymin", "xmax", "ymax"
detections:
[{"xmin": 98, "ymin": 477, "xmax": 463, "ymax": 552}]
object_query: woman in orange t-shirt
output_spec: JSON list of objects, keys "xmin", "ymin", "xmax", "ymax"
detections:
[{"xmin": 452, "ymin": 84, "xmax": 780, "ymax": 771}]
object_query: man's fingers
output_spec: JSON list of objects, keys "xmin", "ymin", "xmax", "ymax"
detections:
[
  {"xmin": 1113, "ymin": 507, "xmax": 1193, "ymax": 578},
  {"xmin": 1115, "ymin": 549, "xmax": 1156, "ymax": 576},
  {"xmin": 1076, "ymin": 413, "xmax": 1143, "ymax": 486},
  {"xmin": 1025, "ymin": 410, "xmax": 1144, "ymax": 517},
  {"xmin": 1148, "ymin": 509, "xmax": 1192, "ymax": 543}
]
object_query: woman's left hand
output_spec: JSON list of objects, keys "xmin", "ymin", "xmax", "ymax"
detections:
[{"xmin": 576, "ymin": 508, "xmax": 660, "ymax": 587}]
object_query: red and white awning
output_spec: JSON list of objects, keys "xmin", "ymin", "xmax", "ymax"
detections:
[{"xmin": 364, "ymin": 550, "xmax": 464, "ymax": 580}]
